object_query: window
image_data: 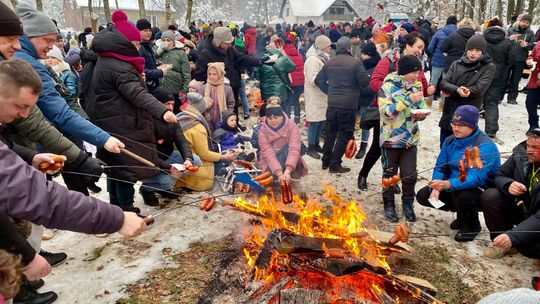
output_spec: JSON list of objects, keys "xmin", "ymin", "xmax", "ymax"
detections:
[{"xmin": 329, "ymin": 7, "xmax": 345, "ymax": 15}]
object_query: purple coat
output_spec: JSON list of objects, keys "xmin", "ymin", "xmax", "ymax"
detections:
[{"xmin": 0, "ymin": 142, "xmax": 124, "ymax": 234}]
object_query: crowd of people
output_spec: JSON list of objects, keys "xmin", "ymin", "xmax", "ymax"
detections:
[{"xmin": 1, "ymin": 0, "xmax": 540, "ymax": 302}]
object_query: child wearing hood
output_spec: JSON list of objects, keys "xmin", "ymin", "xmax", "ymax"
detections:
[{"xmin": 213, "ymin": 110, "xmax": 253, "ymax": 161}]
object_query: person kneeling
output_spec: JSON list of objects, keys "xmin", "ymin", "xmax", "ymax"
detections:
[
  {"xmin": 416, "ymin": 105, "xmax": 500, "ymax": 242},
  {"xmin": 481, "ymin": 128, "xmax": 540, "ymax": 259}
]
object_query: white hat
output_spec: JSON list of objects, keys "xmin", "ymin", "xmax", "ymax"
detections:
[{"xmin": 46, "ymin": 45, "xmax": 64, "ymax": 62}]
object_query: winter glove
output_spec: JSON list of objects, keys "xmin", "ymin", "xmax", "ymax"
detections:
[
  {"xmin": 64, "ymin": 151, "xmax": 106, "ymax": 183},
  {"xmin": 260, "ymin": 55, "xmax": 270, "ymax": 63}
]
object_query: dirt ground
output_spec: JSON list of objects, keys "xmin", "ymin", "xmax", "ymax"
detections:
[{"xmin": 41, "ymin": 90, "xmax": 537, "ymax": 303}]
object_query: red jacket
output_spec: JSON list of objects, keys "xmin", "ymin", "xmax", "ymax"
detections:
[
  {"xmin": 244, "ymin": 27, "xmax": 257, "ymax": 55},
  {"xmin": 370, "ymin": 51, "xmax": 429, "ymax": 105},
  {"xmin": 528, "ymin": 43, "xmax": 540, "ymax": 89},
  {"xmin": 283, "ymin": 44, "xmax": 305, "ymax": 87}
]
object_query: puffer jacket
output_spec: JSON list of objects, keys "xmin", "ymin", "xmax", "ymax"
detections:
[
  {"xmin": 314, "ymin": 49, "xmax": 370, "ymax": 110},
  {"xmin": 303, "ymin": 46, "xmax": 328, "ymax": 122},
  {"xmin": 139, "ymin": 40, "xmax": 163, "ymax": 92},
  {"xmin": 255, "ymin": 48, "xmax": 296, "ymax": 101},
  {"xmin": 283, "ymin": 43, "xmax": 305, "ymax": 87},
  {"xmin": 428, "ymin": 24, "xmax": 457, "ymax": 68},
  {"xmin": 485, "ymin": 26, "xmax": 514, "ymax": 88},
  {"xmin": 439, "ymin": 54, "xmax": 496, "ymax": 130},
  {"xmin": 440, "ymin": 26, "xmax": 475, "ymax": 72},
  {"xmin": 433, "ymin": 128, "xmax": 500, "ymax": 190},
  {"xmin": 257, "ymin": 115, "xmax": 308, "ymax": 178},
  {"xmin": 493, "ymin": 141, "xmax": 540, "ymax": 247},
  {"xmin": 14, "ymin": 35, "xmax": 110, "ymax": 148},
  {"xmin": 86, "ymin": 26, "xmax": 168, "ymax": 181},
  {"xmin": 507, "ymin": 24, "xmax": 535, "ymax": 62},
  {"xmin": 527, "ymin": 43, "xmax": 540, "ymax": 89},
  {"xmin": 157, "ymin": 43, "xmax": 191, "ymax": 95},
  {"xmin": 378, "ymin": 72, "xmax": 427, "ymax": 148},
  {"xmin": 59, "ymin": 69, "xmax": 78, "ymax": 98},
  {"xmin": 244, "ymin": 27, "xmax": 257, "ymax": 55}
]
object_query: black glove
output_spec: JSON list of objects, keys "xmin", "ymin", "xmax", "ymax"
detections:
[
  {"xmin": 78, "ymin": 155, "xmax": 106, "ymax": 183},
  {"xmin": 260, "ymin": 55, "xmax": 270, "ymax": 63}
]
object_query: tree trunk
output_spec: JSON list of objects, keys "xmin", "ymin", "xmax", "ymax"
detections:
[
  {"xmin": 264, "ymin": 0, "xmax": 269, "ymax": 24},
  {"xmin": 88, "ymin": 0, "xmax": 98, "ymax": 32},
  {"xmin": 115, "ymin": 0, "xmax": 119, "ymax": 10},
  {"xmin": 515, "ymin": 0, "xmax": 524, "ymax": 16},
  {"xmin": 466, "ymin": 0, "xmax": 474, "ymax": 18},
  {"xmin": 497, "ymin": 0, "xmax": 503, "ymax": 21},
  {"xmin": 185, "ymin": 0, "xmax": 193, "ymax": 26},
  {"xmin": 103, "ymin": 0, "xmax": 111, "ymax": 23},
  {"xmin": 165, "ymin": 0, "xmax": 171, "ymax": 25},
  {"xmin": 35, "ymin": 0, "xmax": 43, "ymax": 11},
  {"xmin": 528, "ymin": 0, "xmax": 536, "ymax": 20},
  {"xmin": 138, "ymin": 0, "xmax": 146, "ymax": 19},
  {"xmin": 507, "ymin": 0, "xmax": 516, "ymax": 23},
  {"xmin": 479, "ymin": 0, "xmax": 487, "ymax": 21}
]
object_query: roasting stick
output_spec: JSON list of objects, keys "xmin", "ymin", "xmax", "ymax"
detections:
[{"xmin": 120, "ymin": 148, "xmax": 158, "ymax": 168}]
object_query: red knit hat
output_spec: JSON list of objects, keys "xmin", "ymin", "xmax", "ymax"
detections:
[{"xmin": 111, "ymin": 10, "xmax": 141, "ymax": 42}]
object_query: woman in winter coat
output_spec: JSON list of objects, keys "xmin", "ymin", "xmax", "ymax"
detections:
[
  {"xmin": 175, "ymin": 93, "xmax": 236, "ymax": 191},
  {"xmin": 257, "ymin": 97, "xmax": 308, "ymax": 181},
  {"xmin": 283, "ymin": 35, "xmax": 305, "ymax": 123},
  {"xmin": 440, "ymin": 18, "xmax": 475, "ymax": 73},
  {"xmin": 156, "ymin": 30, "xmax": 191, "ymax": 112},
  {"xmin": 255, "ymin": 36, "xmax": 296, "ymax": 115},
  {"xmin": 439, "ymin": 35, "xmax": 496, "ymax": 145},
  {"xmin": 525, "ymin": 42, "xmax": 540, "ymax": 131},
  {"xmin": 85, "ymin": 11, "xmax": 178, "ymax": 214},
  {"xmin": 427, "ymin": 16, "xmax": 457, "ymax": 97},
  {"xmin": 357, "ymin": 32, "xmax": 434, "ymax": 191},
  {"xmin": 198, "ymin": 62, "xmax": 235, "ymax": 134},
  {"xmin": 45, "ymin": 46, "xmax": 78, "ymax": 97},
  {"xmin": 304, "ymin": 35, "xmax": 332, "ymax": 158}
]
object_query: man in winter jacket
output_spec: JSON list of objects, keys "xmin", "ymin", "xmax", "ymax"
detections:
[
  {"xmin": 506, "ymin": 14, "xmax": 535, "ymax": 105},
  {"xmin": 427, "ymin": 16, "xmax": 457, "ymax": 99},
  {"xmin": 303, "ymin": 20, "xmax": 321, "ymax": 54},
  {"xmin": 440, "ymin": 18, "xmax": 475, "ymax": 73},
  {"xmin": 417, "ymin": 105, "xmax": 500, "ymax": 242},
  {"xmin": 481, "ymin": 129, "xmax": 540, "ymax": 259},
  {"xmin": 13, "ymin": 4, "xmax": 125, "ymax": 154},
  {"xmin": 137, "ymin": 18, "xmax": 167, "ymax": 93},
  {"xmin": 314, "ymin": 37, "xmax": 370, "ymax": 173}
]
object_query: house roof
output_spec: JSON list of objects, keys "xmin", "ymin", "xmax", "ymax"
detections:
[
  {"xmin": 75, "ymin": 0, "xmax": 171, "ymax": 12},
  {"xmin": 279, "ymin": 0, "xmax": 356, "ymax": 18}
]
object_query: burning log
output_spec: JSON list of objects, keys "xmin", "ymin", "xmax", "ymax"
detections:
[{"xmin": 279, "ymin": 288, "xmax": 326, "ymax": 304}]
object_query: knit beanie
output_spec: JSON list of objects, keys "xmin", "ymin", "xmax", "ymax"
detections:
[
  {"xmin": 188, "ymin": 79, "xmax": 203, "ymax": 91},
  {"xmin": 307, "ymin": 20, "xmax": 315, "ymax": 28},
  {"xmin": 187, "ymin": 92, "xmax": 207, "ymax": 113},
  {"xmin": 46, "ymin": 45, "xmax": 64, "ymax": 62},
  {"xmin": 212, "ymin": 27, "xmax": 234, "ymax": 47},
  {"xmin": 65, "ymin": 52, "xmax": 81, "ymax": 66},
  {"xmin": 136, "ymin": 18, "xmax": 152, "ymax": 31},
  {"xmin": 329, "ymin": 29, "xmax": 341, "ymax": 43},
  {"xmin": 350, "ymin": 28, "xmax": 361, "ymax": 38},
  {"xmin": 151, "ymin": 87, "xmax": 174, "ymax": 103},
  {"xmin": 112, "ymin": 10, "xmax": 141, "ymax": 42},
  {"xmin": 478, "ymin": 288, "xmax": 540, "ymax": 304},
  {"xmin": 466, "ymin": 35, "xmax": 486, "ymax": 52},
  {"xmin": 362, "ymin": 42, "xmax": 378, "ymax": 57},
  {"xmin": 521, "ymin": 14, "xmax": 533, "ymax": 23},
  {"xmin": 0, "ymin": 2, "xmax": 23, "ymax": 36},
  {"xmin": 397, "ymin": 55, "xmax": 422, "ymax": 75},
  {"xmin": 451, "ymin": 105, "xmax": 479, "ymax": 129},
  {"xmin": 400, "ymin": 22, "xmax": 415, "ymax": 33},
  {"xmin": 336, "ymin": 36, "xmax": 352, "ymax": 51},
  {"xmin": 314, "ymin": 35, "xmax": 331, "ymax": 50},
  {"xmin": 160, "ymin": 30, "xmax": 176, "ymax": 41},
  {"xmin": 16, "ymin": 3, "xmax": 57, "ymax": 37}
]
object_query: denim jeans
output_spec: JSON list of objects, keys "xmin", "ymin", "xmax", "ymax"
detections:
[
  {"xmin": 307, "ymin": 121, "xmax": 325, "ymax": 146},
  {"xmin": 285, "ymin": 86, "xmax": 303, "ymax": 120},
  {"xmin": 239, "ymin": 79, "xmax": 250, "ymax": 119},
  {"xmin": 430, "ymin": 66, "xmax": 444, "ymax": 86},
  {"xmin": 357, "ymin": 105, "xmax": 371, "ymax": 143},
  {"xmin": 526, "ymin": 88, "xmax": 540, "ymax": 130},
  {"xmin": 141, "ymin": 151, "xmax": 202, "ymax": 192}
]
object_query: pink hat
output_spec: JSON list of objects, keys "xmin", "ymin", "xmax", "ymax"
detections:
[{"xmin": 112, "ymin": 10, "xmax": 141, "ymax": 42}]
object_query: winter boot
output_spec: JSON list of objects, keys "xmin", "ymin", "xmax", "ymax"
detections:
[
  {"xmin": 450, "ymin": 213, "xmax": 462, "ymax": 230},
  {"xmin": 454, "ymin": 207, "xmax": 481, "ymax": 242},
  {"xmin": 139, "ymin": 188, "xmax": 159, "ymax": 206},
  {"xmin": 357, "ymin": 175, "xmax": 368, "ymax": 191},
  {"xmin": 383, "ymin": 199, "xmax": 399, "ymax": 223},
  {"xmin": 307, "ymin": 145, "xmax": 321, "ymax": 159},
  {"xmin": 315, "ymin": 143, "xmax": 324, "ymax": 153},
  {"xmin": 402, "ymin": 199, "xmax": 416, "ymax": 222},
  {"xmin": 355, "ymin": 142, "xmax": 368, "ymax": 159},
  {"xmin": 454, "ymin": 224, "xmax": 481, "ymax": 242}
]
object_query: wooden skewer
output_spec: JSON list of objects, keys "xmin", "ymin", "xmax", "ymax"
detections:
[{"xmin": 120, "ymin": 148, "xmax": 156, "ymax": 168}]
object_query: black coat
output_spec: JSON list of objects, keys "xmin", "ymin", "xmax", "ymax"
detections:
[
  {"xmin": 358, "ymin": 54, "xmax": 381, "ymax": 107},
  {"xmin": 314, "ymin": 49, "xmax": 371, "ymax": 110},
  {"xmin": 139, "ymin": 41, "xmax": 163, "ymax": 93},
  {"xmin": 86, "ymin": 27, "xmax": 168, "ymax": 181},
  {"xmin": 439, "ymin": 54, "xmax": 496, "ymax": 130},
  {"xmin": 154, "ymin": 120, "xmax": 193, "ymax": 162},
  {"xmin": 194, "ymin": 36, "xmax": 262, "ymax": 90},
  {"xmin": 484, "ymin": 26, "xmax": 514, "ymax": 88},
  {"xmin": 440, "ymin": 26, "xmax": 475, "ymax": 72},
  {"xmin": 494, "ymin": 142, "xmax": 540, "ymax": 247}
]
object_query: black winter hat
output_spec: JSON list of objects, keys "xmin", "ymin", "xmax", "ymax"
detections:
[
  {"xmin": 521, "ymin": 14, "xmax": 533, "ymax": 23},
  {"xmin": 362, "ymin": 42, "xmax": 378, "ymax": 57},
  {"xmin": 136, "ymin": 18, "xmax": 152, "ymax": 31},
  {"xmin": 350, "ymin": 28, "xmax": 361, "ymax": 38},
  {"xmin": 307, "ymin": 20, "xmax": 315, "ymax": 27},
  {"xmin": 397, "ymin": 55, "xmax": 423, "ymax": 75},
  {"xmin": 466, "ymin": 35, "xmax": 486, "ymax": 52},
  {"xmin": 151, "ymin": 87, "xmax": 174, "ymax": 103}
]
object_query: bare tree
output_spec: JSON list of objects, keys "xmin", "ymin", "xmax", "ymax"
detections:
[
  {"xmin": 36, "ymin": 0, "xmax": 43, "ymax": 11},
  {"xmin": 528, "ymin": 0, "xmax": 537, "ymax": 18},
  {"xmin": 115, "ymin": 0, "xmax": 119, "ymax": 9},
  {"xmin": 103, "ymin": 0, "xmax": 111, "ymax": 23},
  {"xmin": 497, "ymin": 0, "xmax": 503, "ymax": 20},
  {"xmin": 185, "ymin": 0, "xmax": 193, "ymax": 26},
  {"xmin": 88, "ymin": 0, "xmax": 98, "ymax": 32},
  {"xmin": 138, "ymin": 0, "xmax": 146, "ymax": 19},
  {"xmin": 507, "ymin": 0, "xmax": 515, "ymax": 22},
  {"xmin": 515, "ymin": 0, "xmax": 524, "ymax": 14},
  {"xmin": 165, "ymin": 0, "xmax": 172, "ymax": 25}
]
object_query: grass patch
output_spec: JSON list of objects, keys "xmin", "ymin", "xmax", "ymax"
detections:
[
  {"xmin": 116, "ymin": 237, "xmax": 233, "ymax": 304},
  {"xmin": 396, "ymin": 242, "xmax": 480, "ymax": 303},
  {"xmin": 83, "ymin": 243, "xmax": 109, "ymax": 262}
]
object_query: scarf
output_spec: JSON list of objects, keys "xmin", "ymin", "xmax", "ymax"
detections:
[
  {"xmin": 313, "ymin": 47, "xmax": 330, "ymax": 63},
  {"xmin": 204, "ymin": 62, "xmax": 227, "ymax": 122},
  {"xmin": 98, "ymin": 51, "xmax": 145, "ymax": 75},
  {"xmin": 178, "ymin": 104, "xmax": 214, "ymax": 150}
]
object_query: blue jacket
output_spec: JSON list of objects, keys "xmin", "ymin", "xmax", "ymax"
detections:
[
  {"xmin": 59, "ymin": 70, "xmax": 78, "ymax": 98},
  {"xmin": 139, "ymin": 41, "xmax": 163, "ymax": 92},
  {"xmin": 428, "ymin": 24, "xmax": 457, "ymax": 68},
  {"xmin": 432, "ymin": 129, "xmax": 500, "ymax": 191},
  {"xmin": 14, "ymin": 35, "xmax": 109, "ymax": 147}
]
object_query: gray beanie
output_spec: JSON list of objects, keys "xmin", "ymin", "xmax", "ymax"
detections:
[
  {"xmin": 16, "ymin": 3, "xmax": 57, "ymax": 37},
  {"xmin": 187, "ymin": 92, "xmax": 207, "ymax": 113},
  {"xmin": 336, "ymin": 36, "xmax": 352, "ymax": 51},
  {"xmin": 160, "ymin": 30, "xmax": 176, "ymax": 41},
  {"xmin": 212, "ymin": 27, "xmax": 234, "ymax": 47},
  {"xmin": 478, "ymin": 288, "xmax": 540, "ymax": 304}
]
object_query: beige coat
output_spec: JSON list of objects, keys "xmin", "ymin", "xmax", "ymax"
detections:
[{"xmin": 303, "ymin": 47, "xmax": 328, "ymax": 122}]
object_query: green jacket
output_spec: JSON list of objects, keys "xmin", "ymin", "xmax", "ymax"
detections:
[
  {"xmin": 0, "ymin": 54, "xmax": 81, "ymax": 164},
  {"xmin": 158, "ymin": 47, "xmax": 191, "ymax": 95},
  {"xmin": 255, "ymin": 49, "xmax": 296, "ymax": 101}
]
